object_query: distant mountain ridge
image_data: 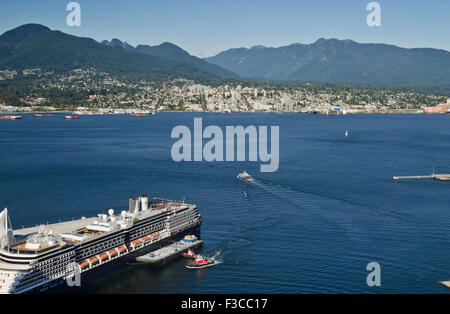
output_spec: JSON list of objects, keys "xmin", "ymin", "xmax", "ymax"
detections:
[
  {"xmin": 1, "ymin": 24, "xmax": 450, "ymax": 91},
  {"xmin": 102, "ymin": 38, "xmax": 135, "ymax": 51},
  {"xmin": 101, "ymin": 38, "xmax": 237, "ymax": 79},
  {"xmin": 0, "ymin": 24, "xmax": 237, "ymax": 80},
  {"xmin": 205, "ymin": 38, "xmax": 450, "ymax": 90}
]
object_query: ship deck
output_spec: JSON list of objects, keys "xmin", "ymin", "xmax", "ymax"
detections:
[
  {"xmin": 13, "ymin": 217, "xmax": 97, "ymax": 237},
  {"xmin": 11, "ymin": 201, "xmax": 193, "ymax": 240},
  {"xmin": 9, "ymin": 240, "xmax": 67, "ymax": 252}
]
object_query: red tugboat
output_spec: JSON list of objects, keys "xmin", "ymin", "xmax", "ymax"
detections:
[
  {"xmin": 182, "ymin": 249, "xmax": 195, "ymax": 259},
  {"xmin": 33, "ymin": 114, "xmax": 53, "ymax": 117},
  {"xmin": 186, "ymin": 255, "xmax": 218, "ymax": 269},
  {"xmin": 64, "ymin": 115, "xmax": 80, "ymax": 119}
]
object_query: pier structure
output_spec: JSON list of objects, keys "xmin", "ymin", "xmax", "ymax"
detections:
[
  {"xmin": 136, "ymin": 239, "xmax": 203, "ymax": 266},
  {"xmin": 393, "ymin": 174, "xmax": 450, "ymax": 182}
]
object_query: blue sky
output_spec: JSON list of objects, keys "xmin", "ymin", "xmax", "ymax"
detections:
[{"xmin": 1, "ymin": 0, "xmax": 449, "ymax": 57}]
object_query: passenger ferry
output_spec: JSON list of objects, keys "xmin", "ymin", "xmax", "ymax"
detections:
[
  {"xmin": 0, "ymin": 194, "xmax": 201, "ymax": 294},
  {"xmin": 237, "ymin": 171, "xmax": 253, "ymax": 182}
]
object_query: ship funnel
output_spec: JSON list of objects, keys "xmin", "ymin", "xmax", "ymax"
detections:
[
  {"xmin": 129, "ymin": 198, "xmax": 138, "ymax": 213},
  {"xmin": 134, "ymin": 197, "xmax": 141, "ymax": 213},
  {"xmin": 140, "ymin": 194, "xmax": 148, "ymax": 211}
]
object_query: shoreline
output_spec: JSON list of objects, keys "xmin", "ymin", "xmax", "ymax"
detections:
[{"xmin": 1, "ymin": 111, "xmax": 448, "ymax": 115}]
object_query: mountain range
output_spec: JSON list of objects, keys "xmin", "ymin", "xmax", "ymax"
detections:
[
  {"xmin": 101, "ymin": 38, "xmax": 237, "ymax": 79},
  {"xmin": 205, "ymin": 39, "xmax": 450, "ymax": 90},
  {"xmin": 1, "ymin": 24, "xmax": 450, "ymax": 91},
  {"xmin": 0, "ymin": 24, "xmax": 236, "ymax": 80}
]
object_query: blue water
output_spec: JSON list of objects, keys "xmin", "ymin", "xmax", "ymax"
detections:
[{"xmin": 1, "ymin": 113, "xmax": 450, "ymax": 293}]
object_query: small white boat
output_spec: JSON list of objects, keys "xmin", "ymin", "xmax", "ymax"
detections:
[
  {"xmin": 345, "ymin": 130, "xmax": 349, "ymax": 137},
  {"xmin": 237, "ymin": 171, "xmax": 253, "ymax": 182}
]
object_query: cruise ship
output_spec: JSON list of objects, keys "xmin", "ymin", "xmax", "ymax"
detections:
[{"xmin": 0, "ymin": 194, "xmax": 201, "ymax": 294}]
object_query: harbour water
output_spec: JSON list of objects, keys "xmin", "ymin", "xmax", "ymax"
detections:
[{"xmin": 1, "ymin": 112, "xmax": 450, "ymax": 293}]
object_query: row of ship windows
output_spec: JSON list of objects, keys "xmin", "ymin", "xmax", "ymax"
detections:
[
  {"xmin": 38, "ymin": 252, "xmax": 74, "ymax": 267},
  {"xmin": 79, "ymin": 237, "xmax": 124, "ymax": 258},
  {"xmin": 170, "ymin": 217, "xmax": 197, "ymax": 226},
  {"xmin": 170, "ymin": 220, "xmax": 197, "ymax": 231},
  {"xmin": 0, "ymin": 272, "xmax": 21, "ymax": 278},
  {"xmin": 20, "ymin": 266, "xmax": 68, "ymax": 289},
  {"xmin": 40, "ymin": 261, "xmax": 70, "ymax": 274},
  {"xmin": 132, "ymin": 222, "xmax": 165, "ymax": 238},
  {"xmin": 37, "ymin": 257, "xmax": 72, "ymax": 273},
  {"xmin": 26, "ymin": 259, "xmax": 73, "ymax": 284},
  {"xmin": 171, "ymin": 215, "xmax": 197, "ymax": 223}
]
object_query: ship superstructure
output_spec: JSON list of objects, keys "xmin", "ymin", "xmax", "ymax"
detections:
[{"xmin": 0, "ymin": 194, "xmax": 201, "ymax": 294}]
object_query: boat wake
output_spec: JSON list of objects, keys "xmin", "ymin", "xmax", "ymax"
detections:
[
  {"xmin": 208, "ymin": 250, "xmax": 223, "ymax": 264},
  {"xmin": 238, "ymin": 176, "xmax": 374, "ymax": 241}
]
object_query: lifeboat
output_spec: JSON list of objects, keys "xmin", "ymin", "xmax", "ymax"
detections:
[
  {"xmin": 186, "ymin": 255, "xmax": 218, "ymax": 269},
  {"xmin": 142, "ymin": 236, "xmax": 151, "ymax": 242},
  {"xmin": 109, "ymin": 249, "xmax": 118, "ymax": 256},
  {"xmin": 90, "ymin": 257, "xmax": 99, "ymax": 265},
  {"xmin": 79, "ymin": 261, "xmax": 89, "ymax": 270},
  {"xmin": 118, "ymin": 246, "xmax": 127, "ymax": 253},
  {"xmin": 100, "ymin": 253, "xmax": 108, "ymax": 261},
  {"xmin": 150, "ymin": 232, "xmax": 159, "ymax": 238},
  {"xmin": 132, "ymin": 239, "xmax": 142, "ymax": 246}
]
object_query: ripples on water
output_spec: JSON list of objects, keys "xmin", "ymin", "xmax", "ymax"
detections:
[{"xmin": 0, "ymin": 113, "xmax": 450, "ymax": 293}]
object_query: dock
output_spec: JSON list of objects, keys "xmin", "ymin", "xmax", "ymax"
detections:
[
  {"xmin": 136, "ymin": 238, "xmax": 203, "ymax": 266},
  {"xmin": 393, "ymin": 174, "xmax": 450, "ymax": 182}
]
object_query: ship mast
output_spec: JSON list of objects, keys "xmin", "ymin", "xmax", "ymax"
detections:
[{"xmin": 0, "ymin": 208, "xmax": 15, "ymax": 247}]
